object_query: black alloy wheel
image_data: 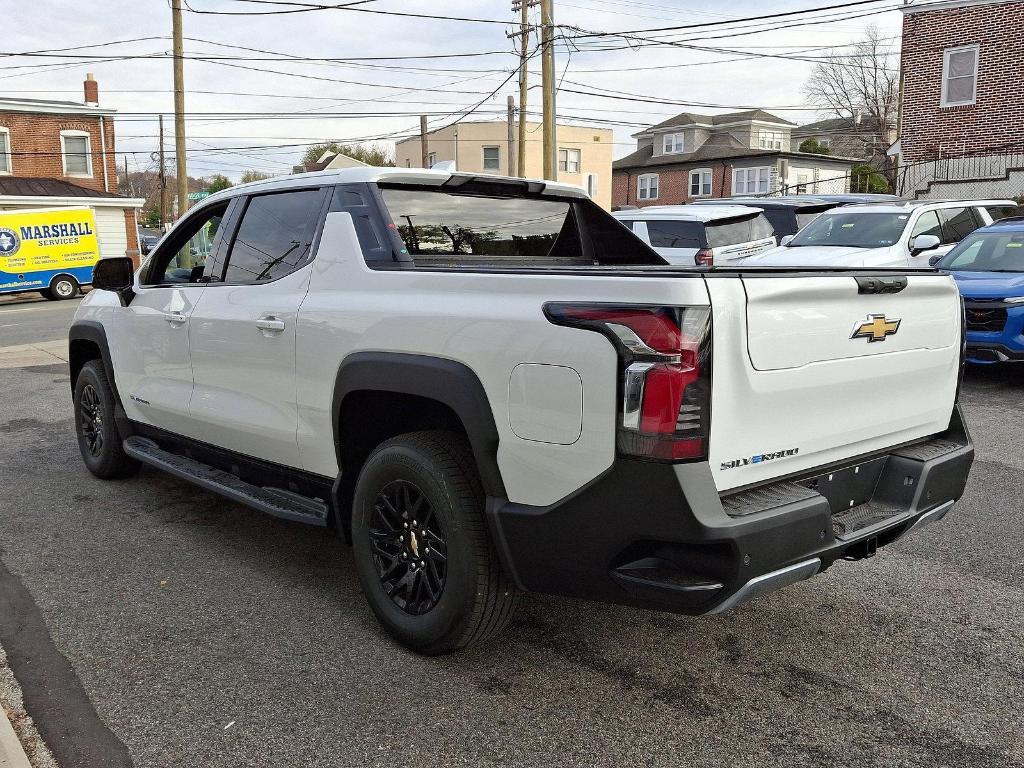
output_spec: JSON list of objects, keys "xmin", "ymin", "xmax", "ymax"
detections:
[
  {"xmin": 78, "ymin": 383, "xmax": 105, "ymax": 456},
  {"xmin": 369, "ymin": 479, "xmax": 448, "ymax": 615}
]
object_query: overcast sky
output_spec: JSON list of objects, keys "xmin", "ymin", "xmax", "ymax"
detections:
[{"xmin": 2, "ymin": 0, "xmax": 905, "ymax": 182}]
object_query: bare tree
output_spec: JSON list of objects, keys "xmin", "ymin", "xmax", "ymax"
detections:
[{"xmin": 804, "ymin": 25, "xmax": 899, "ymax": 174}]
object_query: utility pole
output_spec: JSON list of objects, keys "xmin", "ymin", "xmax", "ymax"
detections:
[
  {"xmin": 171, "ymin": 0, "xmax": 188, "ymax": 220},
  {"xmin": 507, "ymin": 96, "xmax": 515, "ymax": 176},
  {"xmin": 510, "ymin": 0, "xmax": 535, "ymax": 177},
  {"xmin": 420, "ymin": 115, "xmax": 429, "ymax": 168},
  {"xmin": 123, "ymin": 154, "xmax": 130, "ymax": 196},
  {"xmin": 540, "ymin": 0, "xmax": 556, "ymax": 180},
  {"xmin": 158, "ymin": 113, "xmax": 166, "ymax": 228}
]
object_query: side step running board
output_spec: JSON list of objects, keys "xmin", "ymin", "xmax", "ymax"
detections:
[{"xmin": 123, "ymin": 436, "xmax": 329, "ymax": 526}]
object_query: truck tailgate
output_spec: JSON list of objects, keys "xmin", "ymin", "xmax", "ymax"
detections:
[{"xmin": 705, "ymin": 273, "xmax": 962, "ymax": 492}]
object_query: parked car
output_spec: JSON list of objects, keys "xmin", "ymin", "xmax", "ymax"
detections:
[
  {"xmin": 933, "ymin": 217, "xmax": 1024, "ymax": 364},
  {"xmin": 612, "ymin": 204, "xmax": 776, "ymax": 266},
  {"xmin": 70, "ymin": 167, "xmax": 973, "ymax": 654},
  {"xmin": 140, "ymin": 234, "xmax": 160, "ymax": 256},
  {"xmin": 740, "ymin": 200, "xmax": 1012, "ymax": 268},
  {"xmin": 691, "ymin": 196, "xmax": 842, "ymax": 243}
]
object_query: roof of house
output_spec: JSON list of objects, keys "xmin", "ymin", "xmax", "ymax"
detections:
[
  {"xmin": 0, "ymin": 96, "xmax": 115, "ymax": 116},
  {"xmin": 793, "ymin": 115, "xmax": 889, "ymax": 135},
  {"xmin": 0, "ymin": 176, "xmax": 125, "ymax": 199},
  {"xmin": 612, "ymin": 143, "xmax": 861, "ymax": 171},
  {"xmin": 635, "ymin": 109, "xmax": 795, "ymax": 137}
]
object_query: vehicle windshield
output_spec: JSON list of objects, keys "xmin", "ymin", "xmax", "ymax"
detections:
[
  {"xmin": 795, "ymin": 210, "xmax": 827, "ymax": 229},
  {"xmin": 936, "ymin": 231, "xmax": 1024, "ymax": 272},
  {"xmin": 787, "ymin": 211, "xmax": 909, "ymax": 248}
]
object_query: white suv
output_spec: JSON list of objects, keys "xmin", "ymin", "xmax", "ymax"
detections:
[
  {"xmin": 613, "ymin": 204, "xmax": 776, "ymax": 266},
  {"xmin": 741, "ymin": 200, "xmax": 1014, "ymax": 268}
]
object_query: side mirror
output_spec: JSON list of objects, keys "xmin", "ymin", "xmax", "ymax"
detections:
[
  {"xmin": 92, "ymin": 257, "xmax": 135, "ymax": 292},
  {"xmin": 910, "ymin": 234, "xmax": 941, "ymax": 256},
  {"xmin": 779, "ymin": 234, "xmax": 795, "ymax": 246},
  {"xmin": 928, "ymin": 254, "xmax": 944, "ymax": 267}
]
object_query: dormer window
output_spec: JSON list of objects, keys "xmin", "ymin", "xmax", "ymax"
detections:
[
  {"xmin": 662, "ymin": 133, "xmax": 685, "ymax": 154},
  {"xmin": 758, "ymin": 130, "xmax": 784, "ymax": 150}
]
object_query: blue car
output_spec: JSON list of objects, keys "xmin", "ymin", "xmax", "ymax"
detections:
[{"xmin": 934, "ymin": 217, "xmax": 1024, "ymax": 364}]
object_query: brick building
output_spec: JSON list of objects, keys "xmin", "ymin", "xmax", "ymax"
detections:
[
  {"xmin": 612, "ymin": 110, "xmax": 859, "ymax": 209},
  {"xmin": 893, "ymin": 0, "xmax": 1024, "ymax": 199},
  {"xmin": 0, "ymin": 75, "xmax": 144, "ymax": 262}
]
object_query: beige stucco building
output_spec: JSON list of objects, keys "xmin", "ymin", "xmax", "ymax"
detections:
[{"xmin": 395, "ymin": 120, "xmax": 613, "ymax": 209}]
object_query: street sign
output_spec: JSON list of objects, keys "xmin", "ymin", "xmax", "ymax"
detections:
[{"xmin": 188, "ymin": 191, "xmax": 210, "ymax": 201}]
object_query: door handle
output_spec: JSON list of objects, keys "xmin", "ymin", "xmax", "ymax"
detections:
[
  {"xmin": 255, "ymin": 317, "xmax": 286, "ymax": 333},
  {"xmin": 163, "ymin": 311, "xmax": 187, "ymax": 325}
]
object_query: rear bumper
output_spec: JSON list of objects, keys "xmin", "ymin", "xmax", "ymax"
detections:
[{"xmin": 488, "ymin": 406, "xmax": 973, "ymax": 615}]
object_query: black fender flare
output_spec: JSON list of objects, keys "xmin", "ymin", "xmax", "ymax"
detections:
[
  {"xmin": 331, "ymin": 352, "xmax": 506, "ymax": 499},
  {"xmin": 67, "ymin": 321, "xmax": 132, "ymax": 436}
]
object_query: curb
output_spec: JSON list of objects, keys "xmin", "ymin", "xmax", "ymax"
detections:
[{"xmin": 0, "ymin": 705, "xmax": 32, "ymax": 768}]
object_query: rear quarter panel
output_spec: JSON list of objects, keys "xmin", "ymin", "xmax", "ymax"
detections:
[{"xmin": 295, "ymin": 213, "xmax": 711, "ymax": 507}]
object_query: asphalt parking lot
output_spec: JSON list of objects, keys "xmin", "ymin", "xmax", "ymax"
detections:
[{"xmin": 1, "ymin": 308, "xmax": 1022, "ymax": 767}]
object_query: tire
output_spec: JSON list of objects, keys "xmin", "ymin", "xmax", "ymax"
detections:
[
  {"xmin": 40, "ymin": 288, "xmax": 55, "ymax": 300},
  {"xmin": 73, "ymin": 360, "xmax": 140, "ymax": 479},
  {"xmin": 48, "ymin": 275, "xmax": 79, "ymax": 300},
  {"xmin": 351, "ymin": 430, "xmax": 519, "ymax": 654}
]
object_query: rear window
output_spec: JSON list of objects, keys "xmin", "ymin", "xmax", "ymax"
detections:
[
  {"xmin": 705, "ymin": 213, "xmax": 774, "ymax": 248},
  {"xmin": 643, "ymin": 220, "xmax": 705, "ymax": 249},
  {"xmin": 378, "ymin": 185, "xmax": 664, "ymax": 267}
]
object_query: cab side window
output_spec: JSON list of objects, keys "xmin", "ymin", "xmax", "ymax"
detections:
[
  {"xmin": 221, "ymin": 189, "xmax": 327, "ymax": 284},
  {"xmin": 143, "ymin": 203, "xmax": 228, "ymax": 286},
  {"xmin": 940, "ymin": 207, "xmax": 981, "ymax": 243}
]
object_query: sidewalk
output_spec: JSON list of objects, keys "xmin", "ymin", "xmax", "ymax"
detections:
[
  {"xmin": 0, "ymin": 648, "xmax": 55, "ymax": 768},
  {"xmin": 0, "ymin": 342, "xmax": 68, "ymax": 370}
]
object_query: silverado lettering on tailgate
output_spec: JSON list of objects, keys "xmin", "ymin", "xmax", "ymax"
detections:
[{"xmin": 721, "ymin": 447, "xmax": 799, "ymax": 471}]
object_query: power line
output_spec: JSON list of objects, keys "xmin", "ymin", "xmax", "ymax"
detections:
[{"xmin": 182, "ymin": 0, "xmax": 514, "ymax": 24}]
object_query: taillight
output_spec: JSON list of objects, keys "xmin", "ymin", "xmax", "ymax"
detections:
[
  {"xmin": 695, "ymin": 249, "xmax": 714, "ymax": 267},
  {"xmin": 544, "ymin": 304, "xmax": 712, "ymax": 462}
]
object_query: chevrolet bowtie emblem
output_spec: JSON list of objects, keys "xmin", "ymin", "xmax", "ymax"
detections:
[{"xmin": 851, "ymin": 314, "xmax": 901, "ymax": 343}]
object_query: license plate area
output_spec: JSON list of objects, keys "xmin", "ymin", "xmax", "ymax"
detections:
[{"xmin": 801, "ymin": 456, "xmax": 889, "ymax": 514}]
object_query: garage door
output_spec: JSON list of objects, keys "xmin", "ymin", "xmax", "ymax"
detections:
[{"xmin": 94, "ymin": 207, "xmax": 128, "ymax": 259}]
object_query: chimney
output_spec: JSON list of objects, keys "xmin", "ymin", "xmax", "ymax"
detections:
[{"xmin": 84, "ymin": 73, "xmax": 99, "ymax": 106}]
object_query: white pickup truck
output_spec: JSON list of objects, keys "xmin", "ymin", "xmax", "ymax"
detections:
[{"xmin": 69, "ymin": 168, "xmax": 974, "ymax": 654}]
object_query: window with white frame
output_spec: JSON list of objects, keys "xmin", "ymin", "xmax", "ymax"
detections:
[
  {"xmin": 662, "ymin": 133, "xmax": 685, "ymax": 154},
  {"xmin": 689, "ymin": 168, "xmax": 712, "ymax": 197},
  {"xmin": 0, "ymin": 129, "xmax": 10, "ymax": 174},
  {"xmin": 942, "ymin": 45, "xmax": 979, "ymax": 107},
  {"xmin": 732, "ymin": 166, "xmax": 771, "ymax": 195},
  {"xmin": 558, "ymin": 147, "xmax": 581, "ymax": 173},
  {"xmin": 818, "ymin": 137, "xmax": 831, "ymax": 150},
  {"xmin": 426, "ymin": 151, "xmax": 437, "ymax": 167},
  {"xmin": 637, "ymin": 173, "xmax": 659, "ymax": 201},
  {"xmin": 482, "ymin": 146, "xmax": 500, "ymax": 171},
  {"xmin": 60, "ymin": 130, "xmax": 92, "ymax": 177},
  {"xmin": 758, "ymin": 130, "xmax": 784, "ymax": 150}
]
